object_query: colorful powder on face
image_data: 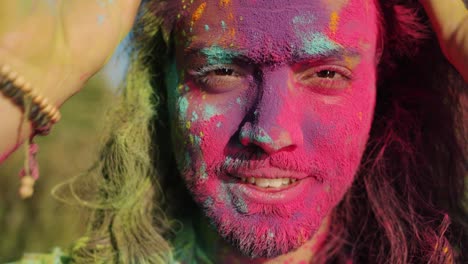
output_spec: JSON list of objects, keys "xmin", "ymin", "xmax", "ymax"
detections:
[
  {"xmin": 171, "ymin": 0, "xmax": 380, "ymax": 260},
  {"xmin": 179, "ymin": 97, "xmax": 189, "ymax": 118},
  {"xmin": 191, "ymin": 111, "xmax": 199, "ymax": 122},
  {"xmin": 219, "ymin": 0, "xmax": 231, "ymax": 6},
  {"xmin": 301, "ymin": 32, "xmax": 341, "ymax": 57},
  {"xmin": 329, "ymin": 12, "xmax": 340, "ymax": 34},
  {"xmin": 201, "ymin": 45, "xmax": 239, "ymax": 65},
  {"xmin": 203, "ymin": 104, "xmax": 218, "ymax": 120},
  {"xmin": 192, "ymin": 2, "xmax": 207, "ymax": 22},
  {"xmin": 292, "ymin": 14, "xmax": 316, "ymax": 25},
  {"xmin": 221, "ymin": 20, "xmax": 227, "ymax": 31}
]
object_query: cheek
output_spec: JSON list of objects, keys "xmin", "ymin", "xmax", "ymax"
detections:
[
  {"xmin": 173, "ymin": 88, "xmax": 253, "ymax": 168},
  {"xmin": 298, "ymin": 66, "xmax": 376, "ymax": 183}
]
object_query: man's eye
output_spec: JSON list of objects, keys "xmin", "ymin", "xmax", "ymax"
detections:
[
  {"xmin": 213, "ymin": 68, "xmax": 235, "ymax": 76},
  {"xmin": 295, "ymin": 66, "xmax": 352, "ymax": 91},
  {"xmin": 316, "ymin": 70, "xmax": 337, "ymax": 79},
  {"xmin": 188, "ymin": 65, "xmax": 251, "ymax": 94}
]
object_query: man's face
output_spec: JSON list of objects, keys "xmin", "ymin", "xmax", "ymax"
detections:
[{"xmin": 166, "ymin": 0, "xmax": 378, "ymax": 258}]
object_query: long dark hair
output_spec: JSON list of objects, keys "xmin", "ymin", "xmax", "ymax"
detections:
[{"xmin": 70, "ymin": 0, "xmax": 468, "ymax": 263}]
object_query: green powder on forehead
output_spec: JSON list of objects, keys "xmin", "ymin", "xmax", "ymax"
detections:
[
  {"xmin": 302, "ymin": 32, "xmax": 341, "ymax": 57},
  {"xmin": 201, "ymin": 45, "xmax": 240, "ymax": 65}
]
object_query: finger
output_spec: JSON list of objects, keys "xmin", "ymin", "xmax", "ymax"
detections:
[{"xmin": 420, "ymin": 0, "xmax": 468, "ymax": 40}]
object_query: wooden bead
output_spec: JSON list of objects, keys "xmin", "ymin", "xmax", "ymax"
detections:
[
  {"xmin": 47, "ymin": 106, "xmax": 56, "ymax": 117},
  {"xmin": 49, "ymin": 111, "xmax": 57, "ymax": 123},
  {"xmin": 39, "ymin": 97, "xmax": 49, "ymax": 109},
  {"xmin": 22, "ymin": 82, "xmax": 32, "ymax": 93},
  {"xmin": 33, "ymin": 94, "xmax": 43, "ymax": 104},
  {"xmin": 21, "ymin": 176, "xmax": 35, "ymax": 187},
  {"xmin": 42, "ymin": 105, "xmax": 53, "ymax": 116},
  {"xmin": 19, "ymin": 185, "xmax": 34, "ymax": 199},
  {"xmin": 14, "ymin": 76, "xmax": 25, "ymax": 88},
  {"xmin": 7, "ymin": 71, "xmax": 17, "ymax": 81},
  {"xmin": 27, "ymin": 89, "xmax": 37, "ymax": 99},
  {"xmin": 52, "ymin": 110, "xmax": 61, "ymax": 123},
  {"xmin": 1, "ymin": 64, "xmax": 61, "ymax": 133}
]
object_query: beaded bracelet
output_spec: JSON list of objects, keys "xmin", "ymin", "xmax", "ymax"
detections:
[
  {"xmin": 0, "ymin": 64, "xmax": 62, "ymax": 198},
  {"xmin": 0, "ymin": 64, "xmax": 61, "ymax": 135}
]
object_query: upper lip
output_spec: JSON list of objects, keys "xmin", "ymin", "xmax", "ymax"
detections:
[{"xmin": 228, "ymin": 167, "xmax": 309, "ymax": 180}]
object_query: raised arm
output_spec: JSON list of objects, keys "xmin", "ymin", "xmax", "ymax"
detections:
[
  {"xmin": 0, "ymin": 0, "xmax": 141, "ymax": 163},
  {"xmin": 420, "ymin": 0, "xmax": 468, "ymax": 82}
]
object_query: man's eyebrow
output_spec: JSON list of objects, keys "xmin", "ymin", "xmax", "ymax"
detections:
[
  {"xmin": 184, "ymin": 42, "xmax": 362, "ymax": 65},
  {"xmin": 293, "ymin": 46, "xmax": 362, "ymax": 62},
  {"xmin": 184, "ymin": 44, "xmax": 247, "ymax": 65},
  {"xmin": 294, "ymin": 33, "xmax": 362, "ymax": 61}
]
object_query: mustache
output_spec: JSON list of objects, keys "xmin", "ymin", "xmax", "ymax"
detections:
[{"xmin": 214, "ymin": 149, "xmax": 323, "ymax": 180}]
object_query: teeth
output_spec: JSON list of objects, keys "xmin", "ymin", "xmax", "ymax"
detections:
[{"xmin": 239, "ymin": 177, "xmax": 297, "ymax": 188}]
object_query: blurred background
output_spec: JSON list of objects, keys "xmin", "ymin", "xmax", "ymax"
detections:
[{"xmin": 0, "ymin": 43, "xmax": 129, "ymax": 262}]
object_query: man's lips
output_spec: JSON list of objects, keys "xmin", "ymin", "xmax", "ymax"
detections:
[
  {"xmin": 227, "ymin": 176, "xmax": 319, "ymax": 205},
  {"xmin": 228, "ymin": 167, "xmax": 310, "ymax": 180},
  {"xmin": 225, "ymin": 167, "xmax": 314, "ymax": 191},
  {"xmin": 215, "ymin": 166, "xmax": 322, "ymax": 205}
]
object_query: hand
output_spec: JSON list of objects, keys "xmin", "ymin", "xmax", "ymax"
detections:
[
  {"xmin": 0, "ymin": 0, "xmax": 141, "ymax": 106},
  {"xmin": 420, "ymin": 0, "xmax": 468, "ymax": 82}
]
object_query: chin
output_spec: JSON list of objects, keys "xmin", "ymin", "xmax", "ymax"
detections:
[
  {"xmin": 216, "ymin": 215, "xmax": 317, "ymax": 258},
  {"xmin": 190, "ymin": 175, "xmax": 335, "ymax": 259}
]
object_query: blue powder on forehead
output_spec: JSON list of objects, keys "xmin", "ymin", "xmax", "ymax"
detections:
[
  {"xmin": 302, "ymin": 32, "xmax": 341, "ymax": 57},
  {"xmin": 204, "ymin": 24, "xmax": 210, "ymax": 31},
  {"xmin": 202, "ymin": 45, "xmax": 240, "ymax": 65}
]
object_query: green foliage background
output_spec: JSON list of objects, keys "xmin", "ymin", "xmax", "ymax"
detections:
[{"xmin": 0, "ymin": 76, "xmax": 115, "ymax": 262}]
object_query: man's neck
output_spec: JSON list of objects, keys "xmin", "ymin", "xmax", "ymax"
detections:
[{"xmin": 193, "ymin": 211, "xmax": 330, "ymax": 264}]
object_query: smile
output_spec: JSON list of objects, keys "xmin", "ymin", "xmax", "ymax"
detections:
[{"xmin": 239, "ymin": 177, "xmax": 298, "ymax": 188}]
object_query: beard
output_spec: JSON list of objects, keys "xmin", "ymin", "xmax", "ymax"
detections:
[
  {"xmin": 190, "ymin": 178, "xmax": 332, "ymax": 259},
  {"xmin": 181, "ymin": 149, "xmax": 354, "ymax": 259}
]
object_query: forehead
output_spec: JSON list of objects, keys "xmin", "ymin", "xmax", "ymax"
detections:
[{"xmin": 176, "ymin": 0, "xmax": 378, "ymax": 61}]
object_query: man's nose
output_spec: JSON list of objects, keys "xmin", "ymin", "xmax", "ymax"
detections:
[{"xmin": 238, "ymin": 67, "xmax": 303, "ymax": 154}]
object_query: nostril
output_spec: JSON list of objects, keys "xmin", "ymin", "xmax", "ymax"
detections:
[
  {"xmin": 239, "ymin": 122, "xmax": 254, "ymax": 146},
  {"xmin": 238, "ymin": 122, "xmax": 297, "ymax": 155},
  {"xmin": 279, "ymin": 145, "xmax": 296, "ymax": 153},
  {"xmin": 240, "ymin": 134, "xmax": 251, "ymax": 147}
]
